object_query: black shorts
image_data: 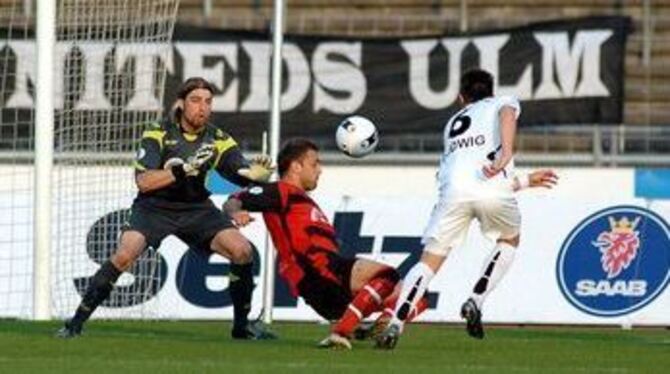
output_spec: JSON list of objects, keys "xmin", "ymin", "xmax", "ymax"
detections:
[
  {"xmin": 296, "ymin": 252, "xmax": 357, "ymax": 321},
  {"xmin": 124, "ymin": 198, "xmax": 235, "ymax": 250}
]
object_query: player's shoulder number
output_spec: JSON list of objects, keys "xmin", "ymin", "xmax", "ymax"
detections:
[{"xmin": 448, "ymin": 111, "xmax": 471, "ymax": 139}]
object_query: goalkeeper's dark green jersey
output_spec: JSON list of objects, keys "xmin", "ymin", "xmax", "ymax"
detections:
[{"xmin": 133, "ymin": 120, "xmax": 251, "ymax": 205}]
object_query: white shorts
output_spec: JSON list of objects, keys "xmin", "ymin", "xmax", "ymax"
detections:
[{"xmin": 422, "ymin": 198, "xmax": 521, "ymax": 257}]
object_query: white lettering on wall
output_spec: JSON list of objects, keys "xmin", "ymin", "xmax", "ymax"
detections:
[
  {"xmin": 5, "ymin": 41, "xmax": 34, "ymax": 108},
  {"xmin": 74, "ymin": 43, "xmax": 114, "ymax": 110},
  {"xmin": 0, "ymin": 29, "xmax": 615, "ymax": 112},
  {"xmin": 473, "ymin": 35, "xmax": 532, "ymax": 100},
  {"xmin": 312, "ymin": 42, "xmax": 366, "ymax": 114},
  {"xmin": 402, "ymin": 38, "xmax": 468, "ymax": 109},
  {"xmin": 115, "ymin": 43, "xmax": 174, "ymax": 111},
  {"xmin": 534, "ymin": 30, "xmax": 612, "ymax": 99},
  {"xmin": 174, "ymin": 42, "xmax": 239, "ymax": 111}
]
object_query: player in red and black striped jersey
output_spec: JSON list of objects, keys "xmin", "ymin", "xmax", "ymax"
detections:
[{"xmin": 224, "ymin": 138, "xmax": 428, "ymax": 349}]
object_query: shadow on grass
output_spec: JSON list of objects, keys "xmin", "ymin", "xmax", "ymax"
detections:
[{"xmin": 0, "ymin": 320, "xmax": 323, "ymax": 347}]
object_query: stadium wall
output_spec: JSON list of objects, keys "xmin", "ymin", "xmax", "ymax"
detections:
[{"xmin": 1, "ymin": 165, "xmax": 668, "ymax": 325}]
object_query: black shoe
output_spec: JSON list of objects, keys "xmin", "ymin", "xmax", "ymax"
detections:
[
  {"xmin": 231, "ymin": 320, "xmax": 278, "ymax": 340},
  {"xmin": 460, "ymin": 298, "xmax": 484, "ymax": 339},
  {"xmin": 56, "ymin": 319, "xmax": 82, "ymax": 339},
  {"xmin": 375, "ymin": 323, "xmax": 400, "ymax": 350},
  {"xmin": 353, "ymin": 322, "xmax": 374, "ymax": 341}
]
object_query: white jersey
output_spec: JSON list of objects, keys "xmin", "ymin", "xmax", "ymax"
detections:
[{"xmin": 436, "ymin": 95, "xmax": 521, "ymax": 202}]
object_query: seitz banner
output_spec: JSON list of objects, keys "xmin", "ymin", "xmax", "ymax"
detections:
[
  {"xmin": 0, "ymin": 166, "xmax": 668, "ymax": 324},
  {"xmin": 0, "ymin": 17, "xmax": 629, "ymax": 140}
]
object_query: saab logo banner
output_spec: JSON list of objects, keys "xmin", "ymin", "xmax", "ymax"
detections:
[
  {"xmin": 1, "ymin": 16, "xmax": 629, "ymax": 144},
  {"xmin": 557, "ymin": 206, "xmax": 670, "ymax": 317}
]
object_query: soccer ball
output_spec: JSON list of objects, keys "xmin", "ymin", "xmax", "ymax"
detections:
[{"xmin": 335, "ymin": 115, "xmax": 379, "ymax": 158}]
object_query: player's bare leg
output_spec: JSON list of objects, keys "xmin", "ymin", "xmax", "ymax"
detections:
[
  {"xmin": 461, "ymin": 234, "xmax": 519, "ymax": 339},
  {"xmin": 348, "ymin": 259, "xmax": 394, "ymax": 291},
  {"xmin": 211, "ymin": 229, "xmax": 276, "ymax": 340},
  {"xmin": 57, "ymin": 231, "xmax": 146, "ymax": 338},
  {"xmin": 376, "ymin": 250, "xmax": 447, "ymax": 349}
]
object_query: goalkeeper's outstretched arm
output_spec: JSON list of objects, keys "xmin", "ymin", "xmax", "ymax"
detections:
[{"xmin": 210, "ymin": 132, "xmax": 274, "ymax": 185}]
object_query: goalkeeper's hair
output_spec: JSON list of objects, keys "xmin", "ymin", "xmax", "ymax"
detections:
[
  {"xmin": 172, "ymin": 77, "xmax": 216, "ymax": 122},
  {"xmin": 460, "ymin": 68, "xmax": 493, "ymax": 103},
  {"xmin": 278, "ymin": 138, "xmax": 319, "ymax": 177}
]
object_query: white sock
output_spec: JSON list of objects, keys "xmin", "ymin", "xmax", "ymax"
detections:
[
  {"xmin": 470, "ymin": 242, "xmax": 516, "ymax": 310},
  {"xmin": 390, "ymin": 262, "xmax": 435, "ymax": 330}
]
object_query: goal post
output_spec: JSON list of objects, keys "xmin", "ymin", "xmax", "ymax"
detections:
[
  {"xmin": 33, "ymin": 0, "xmax": 56, "ymax": 321},
  {"xmin": 262, "ymin": 0, "xmax": 286, "ymax": 325}
]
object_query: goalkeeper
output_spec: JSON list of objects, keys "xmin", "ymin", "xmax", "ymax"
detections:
[{"xmin": 58, "ymin": 77, "xmax": 275, "ymax": 339}]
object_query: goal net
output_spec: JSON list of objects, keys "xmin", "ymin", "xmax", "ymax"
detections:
[{"xmin": 0, "ymin": 0, "xmax": 180, "ymax": 319}]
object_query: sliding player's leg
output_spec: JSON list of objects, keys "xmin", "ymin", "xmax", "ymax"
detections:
[
  {"xmin": 317, "ymin": 258, "xmax": 398, "ymax": 349},
  {"xmin": 354, "ymin": 285, "xmax": 430, "ymax": 341},
  {"xmin": 334, "ymin": 260, "xmax": 399, "ymax": 334}
]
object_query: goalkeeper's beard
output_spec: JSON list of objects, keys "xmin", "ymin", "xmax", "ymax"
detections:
[{"xmin": 182, "ymin": 112, "xmax": 208, "ymax": 131}]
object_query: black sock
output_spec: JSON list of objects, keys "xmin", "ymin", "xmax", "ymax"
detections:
[
  {"xmin": 229, "ymin": 262, "xmax": 253, "ymax": 332},
  {"xmin": 71, "ymin": 260, "xmax": 122, "ymax": 326}
]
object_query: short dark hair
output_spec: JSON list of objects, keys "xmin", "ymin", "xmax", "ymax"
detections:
[
  {"xmin": 460, "ymin": 69, "xmax": 493, "ymax": 103},
  {"xmin": 278, "ymin": 138, "xmax": 319, "ymax": 177},
  {"xmin": 172, "ymin": 77, "xmax": 215, "ymax": 122}
]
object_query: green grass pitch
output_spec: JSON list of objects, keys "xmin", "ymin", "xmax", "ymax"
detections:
[{"xmin": 1, "ymin": 320, "xmax": 668, "ymax": 373}]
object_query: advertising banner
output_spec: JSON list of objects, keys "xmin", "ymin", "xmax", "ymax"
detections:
[
  {"xmin": 1, "ymin": 167, "xmax": 667, "ymax": 325},
  {"xmin": 1, "ymin": 16, "xmax": 629, "ymax": 148}
]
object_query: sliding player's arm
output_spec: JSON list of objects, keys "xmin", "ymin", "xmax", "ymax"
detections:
[
  {"xmin": 223, "ymin": 183, "xmax": 283, "ymax": 227},
  {"xmin": 511, "ymin": 169, "xmax": 559, "ymax": 192}
]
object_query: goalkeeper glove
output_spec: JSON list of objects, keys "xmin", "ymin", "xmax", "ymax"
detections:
[
  {"xmin": 184, "ymin": 143, "xmax": 215, "ymax": 175},
  {"xmin": 237, "ymin": 155, "xmax": 275, "ymax": 182}
]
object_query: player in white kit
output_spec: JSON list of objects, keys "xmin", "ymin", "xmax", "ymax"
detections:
[{"xmin": 376, "ymin": 69, "xmax": 557, "ymax": 348}]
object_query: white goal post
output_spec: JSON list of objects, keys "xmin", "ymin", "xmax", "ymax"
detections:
[{"xmin": 33, "ymin": 0, "xmax": 56, "ymax": 321}]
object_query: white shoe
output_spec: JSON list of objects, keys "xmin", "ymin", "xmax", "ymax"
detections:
[{"xmin": 317, "ymin": 333, "xmax": 352, "ymax": 350}]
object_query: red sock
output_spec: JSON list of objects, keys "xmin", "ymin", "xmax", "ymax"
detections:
[
  {"xmin": 382, "ymin": 295, "xmax": 429, "ymax": 322},
  {"xmin": 333, "ymin": 275, "xmax": 396, "ymax": 336}
]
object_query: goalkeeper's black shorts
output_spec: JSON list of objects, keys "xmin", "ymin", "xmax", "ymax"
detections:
[{"xmin": 124, "ymin": 198, "xmax": 235, "ymax": 250}]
